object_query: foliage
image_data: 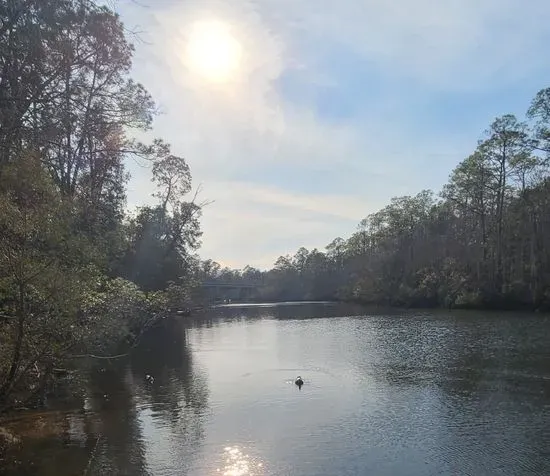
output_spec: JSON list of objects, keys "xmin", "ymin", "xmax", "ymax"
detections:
[
  {"xmin": 0, "ymin": 155, "xmax": 94, "ymax": 409},
  {"xmin": 253, "ymin": 99, "xmax": 550, "ymax": 311},
  {"xmin": 80, "ymin": 277, "xmax": 167, "ymax": 355},
  {"xmin": 117, "ymin": 145, "xmax": 203, "ymax": 291},
  {"xmin": 0, "ymin": 1, "xmax": 203, "ymax": 412}
]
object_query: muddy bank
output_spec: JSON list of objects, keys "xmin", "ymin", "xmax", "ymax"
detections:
[
  {"xmin": 0, "ymin": 426, "xmax": 21, "ymax": 460},
  {"xmin": 0, "ymin": 408, "xmax": 99, "ymax": 475}
]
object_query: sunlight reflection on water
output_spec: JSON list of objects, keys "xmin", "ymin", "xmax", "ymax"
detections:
[{"xmin": 216, "ymin": 446, "xmax": 265, "ymax": 476}]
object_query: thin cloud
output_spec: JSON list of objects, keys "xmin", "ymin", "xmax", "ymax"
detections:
[
  {"xmin": 117, "ymin": 0, "xmax": 550, "ymax": 268},
  {"xmin": 259, "ymin": 0, "xmax": 550, "ymax": 89}
]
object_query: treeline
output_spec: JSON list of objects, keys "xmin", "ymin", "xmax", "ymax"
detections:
[
  {"xmin": 243, "ymin": 92, "xmax": 550, "ymax": 310},
  {"xmin": 197, "ymin": 260, "xmax": 264, "ymax": 284},
  {"xmin": 0, "ymin": 1, "xmax": 202, "ymax": 411}
]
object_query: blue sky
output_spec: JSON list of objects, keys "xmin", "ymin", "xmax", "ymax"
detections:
[{"xmin": 114, "ymin": 0, "xmax": 550, "ymax": 269}]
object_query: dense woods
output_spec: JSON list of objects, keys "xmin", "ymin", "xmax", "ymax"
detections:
[
  {"xmin": 0, "ymin": 0, "xmax": 203, "ymax": 412},
  {"xmin": 245, "ymin": 99, "xmax": 550, "ymax": 310}
]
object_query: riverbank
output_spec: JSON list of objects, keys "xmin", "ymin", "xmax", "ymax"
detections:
[
  {"xmin": 187, "ymin": 296, "xmax": 550, "ymax": 318},
  {"xmin": 236, "ymin": 292, "xmax": 550, "ymax": 314},
  {"xmin": 343, "ymin": 294, "xmax": 550, "ymax": 313}
]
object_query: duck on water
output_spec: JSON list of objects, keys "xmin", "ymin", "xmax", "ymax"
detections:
[{"xmin": 295, "ymin": 376, "xmax": 304, "ymax": 389}]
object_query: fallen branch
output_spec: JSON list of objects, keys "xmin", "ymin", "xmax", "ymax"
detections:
[
  {"xmin": 83, "ymin": 434, "xmax": 102, "ymax": 476},
  {"xmin": 69, "ymin": 352, "xmax": 130, "ymax": 360}
]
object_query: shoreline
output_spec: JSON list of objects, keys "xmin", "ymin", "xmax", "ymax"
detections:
[{"xmin": 187, "ymin": 298, "xmax": 549, "ymax": 315}]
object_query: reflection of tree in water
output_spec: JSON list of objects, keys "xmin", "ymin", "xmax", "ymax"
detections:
[
  {"xmin": 1, "ymin": 364, "xmax": 151, "ymax": 476},
  {"xmin": 85, "ymin": 363, "xmax": 149, "ymax": 475},
  {"xmin": 433, "ymin": 317, "xmax": 490, "ymax": 396},
  {"xmin": 197, "ymin": 306, "xmax": 267, "ymax": 325},
  {"xmin": 70, "ymin": 319, "xmax": 211, "ymax": 475},
  {"xmin": 130, "ymin": 320, "xmax": 209, "ymax": 416},
  {"xmin": 127, "ymin": 319, "xmax": 210, "ymax": 473},
  {"xmin": 431, "ymin": 313, "xmax": 549, "ymax": 397}
]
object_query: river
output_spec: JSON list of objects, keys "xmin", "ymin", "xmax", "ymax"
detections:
[{"xmin": 2, "ymin": 302, "xmax": 550, "ymax": 475}]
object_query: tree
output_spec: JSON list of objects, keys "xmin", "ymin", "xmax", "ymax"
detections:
[
  {"xmin": 442, "ymin": 151, "xmax": 495, "ymax": 284},
  {"xmin": 477, "ymin": 115, "xmax": 533, "ymax": 291},
  {"xmin": 152, "ymin": 150, "xmax": 192, "ymax": 211},
  {"xmin": 119, "ymin": 149, "xmax": 202, "ymax": 291},
  {"xmin": 0, "ymin": 0, "xmax": 167, "ymax": 275},
  {"xmin": 527, "ymin": 87, "xmax": 550, "ymax": 156},
  {"xmin": 0, "ymin": 154, "xmax": 98, "ymax": 409},
  {"xmin": 198, "ymin": 259, "xmax": 222, "ymax": 281},
  {"xmin": 0, "ymin": 1, "xmax": 205, "ymax": 413},
  {"xmin": 253, "ymin": 90, "xmax": 550, "ymax": 310}
]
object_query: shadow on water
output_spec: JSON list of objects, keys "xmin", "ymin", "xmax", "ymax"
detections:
[
  {"xmin": 85, "ymin": 364, "xmax": 148, "ymax": 476},
  {"xmin": 130, "ymin": 319, "xmax": 210, "ymax": 418},
  {"xmin": 1, "ymin": 362, "xmax": 150, "ymax": 476},
  {"xmin": 1, "ymin": 319, "xmax": 210, "ymax": 476}
]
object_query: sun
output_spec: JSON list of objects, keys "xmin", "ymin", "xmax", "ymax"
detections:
[{"xmin": 185, "ymin": 20, "xmax": 242, "ymax": 83}]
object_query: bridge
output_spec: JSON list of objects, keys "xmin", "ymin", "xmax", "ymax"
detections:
[{"xmin": 198, "ymin": 281, "xmax": 264, "ymax": 304}]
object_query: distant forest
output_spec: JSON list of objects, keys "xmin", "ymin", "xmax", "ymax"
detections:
[{"xmin": 203, "ymin": 93, "xmax": 550, "ymax": 311}]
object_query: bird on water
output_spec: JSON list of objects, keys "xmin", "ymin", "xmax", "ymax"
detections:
[{"xmin": 295, "ymin": 376, "xmax": 304, "ymax": 389}]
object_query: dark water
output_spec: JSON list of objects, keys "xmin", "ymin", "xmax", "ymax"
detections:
[{"xmin": 3, "ymin": 303, "xmax": 550, "ymax": 475}]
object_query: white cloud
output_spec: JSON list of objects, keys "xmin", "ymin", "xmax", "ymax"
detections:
[{"xmin": 196, "ymin": 180, "xmax": 375, "ymax": 269}]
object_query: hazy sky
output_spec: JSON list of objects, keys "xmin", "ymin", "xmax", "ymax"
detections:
[{"xmin": 114, "ymin": 0, "xmax": 550, "ymax": 270}]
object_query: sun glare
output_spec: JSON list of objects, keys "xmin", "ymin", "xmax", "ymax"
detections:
[{"xmin": 185, "ymin": 20, "xmax": 242, "ymax": 83}]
